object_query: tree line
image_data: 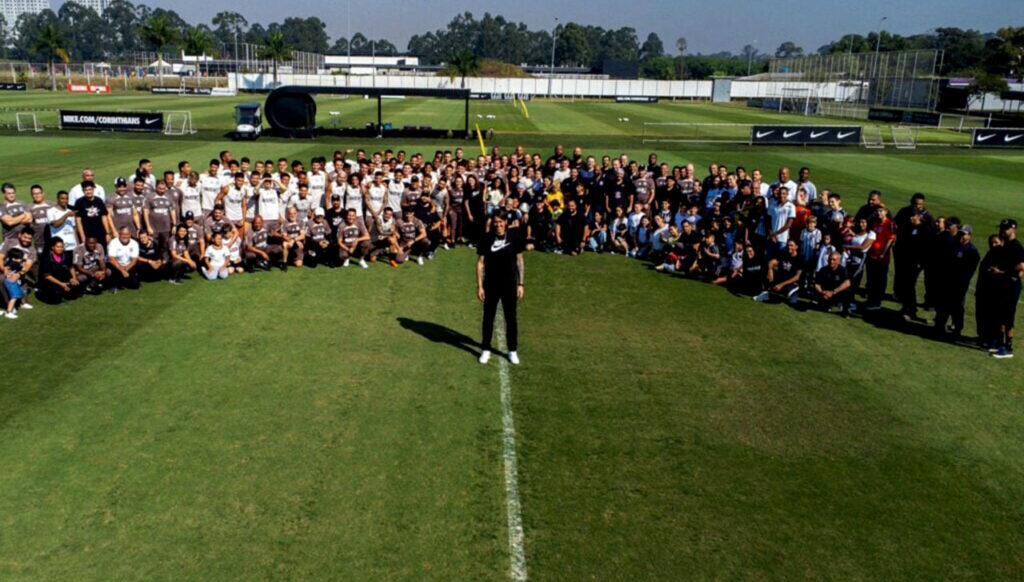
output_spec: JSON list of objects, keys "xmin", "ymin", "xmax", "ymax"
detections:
[{"xmin": 0, "ymin": 3, "xmax": 1020, "ymax": 81}]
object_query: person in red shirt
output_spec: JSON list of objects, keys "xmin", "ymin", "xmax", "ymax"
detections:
[
  {"xmin": 865, "ymin": 205, "xmax": 896, "ymax": 310},
  {"xmin": 789, "ymin": 188, "xmax": 812, "ymax": 241}
]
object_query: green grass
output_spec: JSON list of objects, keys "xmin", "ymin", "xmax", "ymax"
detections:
[{"xmin": 1, "ymin": 92, "xmax": 1023, "ymax": 580}]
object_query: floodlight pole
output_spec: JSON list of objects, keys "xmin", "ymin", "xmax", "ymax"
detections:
[
  {"xmin": 549, "ymin": 17, "xmax": 558, "ymax": 97},
  {"xmin": 873, "ymin": 16, "xmax": 887, "ymax": 105}
]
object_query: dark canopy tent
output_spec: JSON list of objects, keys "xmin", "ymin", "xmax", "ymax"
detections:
[{"xmin": 264, "ymin": 86, "xmax": 472, "ymax": 139}]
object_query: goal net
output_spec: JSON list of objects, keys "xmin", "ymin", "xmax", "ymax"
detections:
[
  {"xmin": 16, "ymin": 112, "xmax": 44, "ymax": 133},
  {"xmin": 861, "ymin": 126, "xmax": 885, "ymax": 149},
  {"xmin": 779, "ymin": 87, "xmax": 816, "ymax": 116},
  {"xmin": 891, "ymin": 126, "xmax": 917, "ymax": 149},
  {"xmin": 163, "ymin": 111, "xmax": 195, "ymax": 135},
  {"xmin": 642, "ymin": 122, "xmax": 753, "ymax": 144}
]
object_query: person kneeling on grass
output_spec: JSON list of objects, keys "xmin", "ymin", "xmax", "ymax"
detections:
[
  {"xmin": 244, "ymin": 215, "xmax": 284, "ymax": 271},
  {"xmin": 202, "ymin": 231, "xmax": 232, "ymax": 280},
  {"xmin": 74, "ymin": 237, "xmax": 108, "ymax": 294},
  {"xmin": 38, "ymin": 238, "xmax": 82, "ymax": 304},
  {"xmin": 169, "ymin": 224, "xmax": 198, "ymax": 284},
  {"xmin": 755, "ymin": 239, "xmax": 803, "ymax": 304},
  {"xmin": 107, "ymin": 227, "xmax": 140, "ymax": 291},
  {"xmin": 814, "ymin": 251, "xmax": 853, "ymax": 316},
  {"xmin": 337, "ymin": 209, "xmax": 370, "ymax": 269}
]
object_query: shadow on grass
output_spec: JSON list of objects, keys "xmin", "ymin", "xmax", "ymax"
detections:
[{"xmin": 397, "ymin": 317, "xmax": 482, "ymax": 357}]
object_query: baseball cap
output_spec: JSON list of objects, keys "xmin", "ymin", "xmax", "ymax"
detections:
[
  {"xmin": 184, "ymin": 210, "xmax": 195, "ymax": 220},
  {"xmin": 115, "ymin": 177, "xmax": 128, "ymax": 187},
  {"xmin": 947, "ymin": 216, "xmax": 961, "ymax": 226},
  {"xmin": 314, "ymin": 207, "xmax": 325, "ymax": 216},
  {"xmin": 961, "ymin": 224, "xmax": 973, "ymax": 234},
  {"xmin": 331, "ymin": 193, "xmax": 341, "ymax": 201},
  {"xmin": 999, "ymin": 218, "xmax": 1018, "ymax": 231}
]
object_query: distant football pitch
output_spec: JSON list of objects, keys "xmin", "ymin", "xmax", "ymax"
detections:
[{"xmin": 1, "ymin": 92, "xmax": 1023, "ymax": 580}]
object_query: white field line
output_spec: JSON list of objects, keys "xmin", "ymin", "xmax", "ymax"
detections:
[{"xmin": 496, "ymin": 314, "xmax": 528, "ymax": 582}]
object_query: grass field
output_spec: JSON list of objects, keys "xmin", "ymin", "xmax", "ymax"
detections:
[{"xmin": 1, "ymin": 92, "xmax": 1023, "ymax": 580}]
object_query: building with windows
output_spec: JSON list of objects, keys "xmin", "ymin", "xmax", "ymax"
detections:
[
  {"xmin": 1, "ymin": 0, "xmax": 49, "ymax": 28},
  {"xmin": 64, "ymin": 0, "xmax": 110, "ymax": 14}
]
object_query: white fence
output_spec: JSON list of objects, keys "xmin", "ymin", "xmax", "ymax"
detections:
[
  {"xmin": 230, "ymin": 73, "xmax": 713, "ymax": 99},
  {"xmin": 729, "ymin": 81, "xmax": 864, "ymax": 101}
]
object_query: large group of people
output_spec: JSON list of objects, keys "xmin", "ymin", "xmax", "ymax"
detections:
[{"xmin": 1, "ymin": 145, "xmax": 1021, "ymax": 359}]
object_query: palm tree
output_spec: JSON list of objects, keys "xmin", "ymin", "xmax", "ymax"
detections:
[
  {"xmin": 32, "ymin": 23, "xmax": 70, "ymax": 92},
  {"xmin": 183, "ymin": 28, "xmax": 215, "ymax": 88},
  {"xmin": 259, "ymin": 31, "xmax": 290, "ymax": 87},
  {"xmin": 138, "ymin": 14, "xmax": 179, "ymax": 86},
  {"xmin": 444, "ymin": 48, "xmax": 480, "ymax": 89}
]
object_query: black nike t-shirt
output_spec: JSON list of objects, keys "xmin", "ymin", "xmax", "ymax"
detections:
[{"xmin": 478, "ymin": 230, "xmax": 523, "ymax": 288}]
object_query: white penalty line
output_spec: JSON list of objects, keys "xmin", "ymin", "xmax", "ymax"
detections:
[{"xmin": 496, "ymin": 313, "xmax": 528, "ymax": 582}]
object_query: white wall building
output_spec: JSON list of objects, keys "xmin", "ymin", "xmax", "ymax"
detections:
[
  {"xmin": 1, "ymin": 0, "xmax": 48, "ymax": 28},
  {"xmin": 64, "ymin": 0, "xmax": 111, "ymax": 13}
]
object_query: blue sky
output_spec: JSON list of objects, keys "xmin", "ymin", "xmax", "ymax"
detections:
[{"xmin": 78, "ymin": 0, "xmax": 1024, "ymax": 55}]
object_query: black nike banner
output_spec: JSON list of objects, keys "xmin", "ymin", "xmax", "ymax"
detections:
[
  {"xmin": 59, "ymin": 110, "xmax": 164, "ymax": 132},
  {"xmin": 751, "ymin": 126, "xmax": 862, "ymax": 145},
  {"xmin": 971, "ymin": 128, "xmax": 1024, "ymax": 148}
]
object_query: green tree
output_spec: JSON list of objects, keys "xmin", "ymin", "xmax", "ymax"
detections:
[
  {"xmin": 640, "ymin": 32, "xmax": 664, "ymax": 61},
  {"xmin": 58, "ymin": 2, "xmax": 104, "ymax": 61},
  {"xmin": 775, "ymin": 41, "xmax": 803, "ymax": 58},
  {"xmin": 183, "ymin": 27, "xmax": 216, "ymax": 88},
  {"xmin": 0, "ymin": 14, "xmax": 8, "ymax": 57},
  {"xmin": 138, "ymin": 13, "xmax": 180, "ymax": 85},
  {"xmin": 100, "ymin": 0, "xmax": 141, "ymax": 57},
  {"xmin": 676, "ymin": 37, "xmax": 687, "ymax": 55},
  {"xmin": 211, "ymin": 11, "xmax": 247, "ymax": 50},
  {"xmin": 31, "ymin": 21, "xmax": 70, "ymax": 91},
  {"xmin": 259, "ymin": 30, "xmax": 291, "ymax": 86},
  {"xmin": 444, "ymin": 48, "xmax": 480, "ymax": 88},
  {"xmin": 967, "ymin": 70, "xmax": 1010, "ymax": 108},
  {"xmin": 556, "ymin": 22, "xmax": 591, "ymax": 66},
  {"xmin": 639, "ymin": 56, "xmax": 675, "ymax": 79}
]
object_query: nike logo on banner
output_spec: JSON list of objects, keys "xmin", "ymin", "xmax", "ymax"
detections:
[
  {"xmin": 783, "ymin": 131, "xmax": 801, "ymax": 138},
  {"xmin": 977, "ymin": 134, "xmax": 995, "ymax": 142},
  {"xmin": 1005, "ymin": 134, "xmax": 1023, "ymax": 143},
  {"xmin": 837, "ymin": 131, "xmax": 857, "ymax": 139},
  {"xmin": 810, "ymin": 131, "xmax": 828, "ymax": 139},
  {"xmin": 145, "ymin": 118, "xmax": 159, "ymax": 125},
  {"xmin": 755, "ymin": 131, "xmax": 774, "ymax": 138}
]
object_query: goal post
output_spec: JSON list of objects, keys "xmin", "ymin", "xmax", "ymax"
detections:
[
  {"xmin": 779, "ymin": 86, "xmax": 816, "ymax": 116},
  {"xmin": 891, "ymin": 126, "xmax": 917, "ymax": 150},
  {"xmin": 16, "ymin": 112, "xmax": 44, "ymax": 133},
  {"xmin": 861, "ymin": 126, "xmax": 885, "ymax": 149},
  {"xmin": 163, "ymin": 111, "xmax": 195, "ymax": 135}
]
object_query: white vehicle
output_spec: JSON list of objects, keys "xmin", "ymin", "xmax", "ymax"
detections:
[{"xmin": 233, "ymin": 103, "xmax": 262, "ymax": 140}]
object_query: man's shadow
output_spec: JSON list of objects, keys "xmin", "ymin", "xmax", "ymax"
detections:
[{"xmin": 397, "ymin": 317, "xmax": 485, "ymax": 357}]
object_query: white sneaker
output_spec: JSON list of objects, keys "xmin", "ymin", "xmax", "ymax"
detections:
[
  {"xmin": 359, "ymin": 259, "xmax": 368, "ymax": 269},
  {"xmin": 342, "ymin": 259, "xmax": 351, "ymax": 268},
  {"xmin": 4, "ymin": 311, "xmax": 17, "ymax": 319},
  {"xmin": 753, "ymin": 291, "xmax": 770, "ymax": 302},
  {"xmin": 478, "ymin": 350, "xmax": 491, "ymax": 364},
  {"xmin": 20, "ymin": 302, "xmax": 33, "ymax": 310},
  {"xmin": 508, "ymin": 351, "xmax": 520, "ymax": 365},
  {"xmin": 416, "ymin": 256, "xmax": 424, "ymax": 266},
  {"xmin": 443, "ymin": 243, "xmax": 451, "ymax": 250}
]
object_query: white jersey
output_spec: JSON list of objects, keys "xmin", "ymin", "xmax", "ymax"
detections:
[
  {"xmin": 47, "ymin": 206, "xmax": 77, "ymax": 250},
  {"xmin": 288, "ymin": 194, "xmax": 313, "ymax": 219},
  {"xmin": 387, "ymin": 181, "xmax": 404, "ymax": 212},
  {"xmin": 345, "ymin": 185, "xmax": 364, "ymax": 216},
  {"xmin": 367, "ymin": 184, "xmax": 387, "ymax": 214},
  {"xmin": 204, "ymin": 244, "xmax": 230, "ymax": 268},
  {"xmin": 199, "ymin": 175, "xmax": 222, "ymax": 212},
  {"xmin": 308, "ymin": 171, "xmax": 327, "ymax": 209},
  {"xmin": 223, "ymin": 186, "xmax": 248, "ymax": 223},
  {"xmin": 180, "ymin": 183, "xmax": 202, "ymax": 218},
  {"xmin": 256, "ymin": 188, "xmax": 282, "ymax": 222}
]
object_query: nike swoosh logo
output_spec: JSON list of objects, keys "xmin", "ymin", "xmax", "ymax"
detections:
[
  {"xmin": 1005, "ymin": 134, "xmax": 1023, "ymax": 143},
  {"xmin": 976, "ymin": 134, "xmax": 995, "ymax": 142},
  {"xmin": 810, "ymin": 131, "xmax": 828, "ymax": 139},
  {"xmin": 145, "ymin": 118, "xmax": 159, "ymax": 125},
  {"xmin": 783, "ymin": 131, "xmax": 801, "ymax": 138},
  {"xmin": 755, "ymin": 131, "xmax": 774, "ymax": 138},
  {"xmin": 837, "ymin": 131, "xmax": 857, "ymax": 139}
]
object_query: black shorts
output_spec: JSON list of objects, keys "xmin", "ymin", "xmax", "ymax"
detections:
[{"xmin": 997, "ymin": 284, "xmax": 1021, "ymax": 328}]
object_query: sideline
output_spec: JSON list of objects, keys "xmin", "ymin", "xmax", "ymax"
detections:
[{"xmin": 496, "ymin": 313, "xmax": 528, "ymax": 581}]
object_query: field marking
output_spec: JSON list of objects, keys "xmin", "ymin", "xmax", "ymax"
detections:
[{"xmin": 496, "ymin": 314, "xmax": 528, "ymax": 582}]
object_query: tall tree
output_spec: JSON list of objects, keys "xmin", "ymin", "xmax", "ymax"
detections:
[
  {"xmin": 555, "ymin": 22, "xmax": 591, "ymax": 66},
  {"xmin": 675, "ymin": 36, "xmax": 687, "ymax": 55},
  {"xmin": 259, "ymin": 30, "xmax": 291, "ymax": 86},
  {"xmin": 271, "ymin": 17, "xmax": 328, "ymax": 53},
  {"xmin": 349, "ymin": 32, "xmax": 369, "ymax": 55},
  {"xmin": 211, "ymin": 11, "xmax": 247, "ymax": 50},
  {"xmin": 100, "ymin": 0, "xmax": 141, "ymax": 57},
  {"xmin": 774, "ymin": 41, "xmax": 803, "ymax": 59},
  {"xmin": 58, "ymin": 2, "xmax": 105, "ymax": 61},
  {"xmin": 138, "ymin": 13, "xmax": 180, "ymax": 85},
  {"xmin": 444, "ymin": 48, "xmax": 480, "ymax": 88},
  {"xmin": 640, "ymin": 32, "xmax": 664, "ymax": 61},
  {"xmin": 0, "ymin": 14, "xmax": 9, "ymax": 57},
  {"xmin": 32, "ymin": 21, "xmax": 70, "ymax": 91},
  {"xmin": 183, "ymin": 27, "xmax": 216, "ymax": 87}
]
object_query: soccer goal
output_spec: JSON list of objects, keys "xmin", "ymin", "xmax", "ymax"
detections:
[
  {"xmin": 779, "ymin": 87, "xmax": 816, "ymax": 116},
  {"xmin": 16, "ymin": 112, "xmax": 44, "ymax": 133},
  {"xmin": 641, "ymin": 122, "xmax": 752, "ymax": 144},
  {"xmin": 861, "ymin": 126, "xmax": 885, "ymax": 149},
  {"xmin": 892, "ymin": 126, "xmax": 917, "ymax": 150},
  {"xmin": 163, "ymin": 111, "xmax": 195, "ymax": 135}
]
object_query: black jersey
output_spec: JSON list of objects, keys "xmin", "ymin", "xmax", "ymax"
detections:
[{"xmin": 478, "ymin": 230, "xmax": 523, "ymax": 288}]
